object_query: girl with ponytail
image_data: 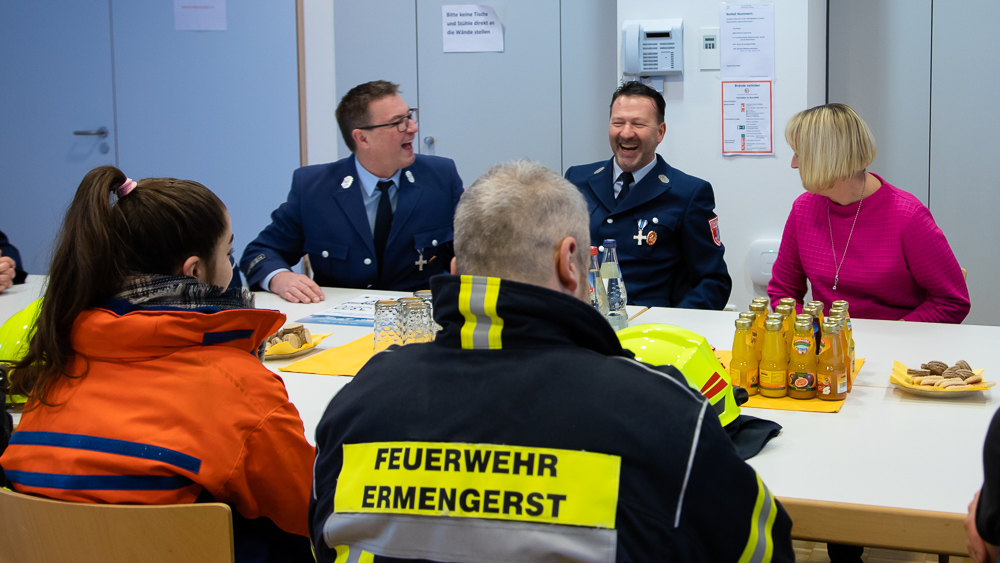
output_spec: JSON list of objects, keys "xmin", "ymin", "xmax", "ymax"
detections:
[{"xmin": 2, "ymin": 166, "xmax": 314, "ymax": 562}]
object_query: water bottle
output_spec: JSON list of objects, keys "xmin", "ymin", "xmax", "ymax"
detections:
[
  {"xmin": 588, "ymin": 246, "xmax": 609, "ymax": 317},
  {"xmin": 599, "ymin": 239, "xmax": 628, "ymax": 332}
]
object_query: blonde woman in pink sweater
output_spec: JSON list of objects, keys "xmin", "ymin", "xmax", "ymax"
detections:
[{"xmin": 768, "ymin": 103, "xmax": 969, "ymax": 323}]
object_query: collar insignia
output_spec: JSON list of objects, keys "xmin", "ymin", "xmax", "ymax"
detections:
[
  {"xmin": 406, "ymin": 171, "xmax": 415, "ymax": 183},
  {"xmin": 341, "ymin": 176, "xmax": 354, "ymax": 189},
  {"xmin": 658, "ymin": 174, "xmax": 669, "ymax": 184},
  {"xmin": 593, "ymin": 166, "xmax": 605, "ymax": 174}
]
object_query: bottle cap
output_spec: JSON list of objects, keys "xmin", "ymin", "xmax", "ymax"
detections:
[
  {"xmin": 795, "ymin": 314, "xmax": 813, "ymax": 323},
  {"xmin": 735, "ymin": 318, "xmax": 752, "ymax": 329},
  {"xmin": 764, "ymin": 318, "xmax": 782, "ymax": 331},
  {"xmin": 832, "ymin": 300, "xmax": 849, "ymax": 310},
  {"xmin": 738, "ymin": 311, "xmax": 756, "ymax": 320},
  {"xmin": 766, "ymin": 312, "xmax": 783, "ymax": 321},
  {"xmin": 778, "ymin": 297, "xmax": 797, "ymax": 308},
  {"xmin": 794, "ymin": 319, "xmax": 812, "ymax": 332},
  {"xmin": 590, "ymin": 246, "xmax": 598, "ymax": 256},
  {"xmin": 602, "ymin": 239, "xmax": 617, "ymax": 248},
  {"xmin": 776, "ymin": 304, "xmax": 793, "ymax": 316}
]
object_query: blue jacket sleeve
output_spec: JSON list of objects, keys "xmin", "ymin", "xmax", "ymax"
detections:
[
  {"xmin": 674, "ymin": 182, "xmax": 731, "ymax": 310},
  {"xmin": 0, "ymin": 230, "xmax": 27, "ymax": 284}
]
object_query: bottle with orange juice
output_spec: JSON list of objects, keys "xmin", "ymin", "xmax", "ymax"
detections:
[
  {"xmin": 759, "ymin": 318, "xmax": 788, "ymax": 398},
  {"xmin": 730, "ymin": 318, "xmax": 758, "ymax": 395},
  {"xmin": 817, "ymin": 319, "xmax": 848, "ymax": 401},
  {"xmin": 749, "ymin": 301, "xmax": 768, "ymax": 357},
  {"xmin": 787, "ymin": 318, "xmax": 817, "ymax": 399}
]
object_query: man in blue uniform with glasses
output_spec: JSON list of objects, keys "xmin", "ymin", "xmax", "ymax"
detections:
[{"xmin": 241, "ymin": 80, "xmax": 463, "ymax": 302}]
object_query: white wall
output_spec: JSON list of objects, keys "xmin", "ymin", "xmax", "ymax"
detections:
[{"xmin": 618, "ymin": 0, "xmax": 827, "ymax": 311}]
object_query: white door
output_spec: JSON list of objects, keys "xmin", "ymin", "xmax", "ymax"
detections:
[{"xmin": 0, "ymin": 1, "xmax": 117, "ymax": 274}]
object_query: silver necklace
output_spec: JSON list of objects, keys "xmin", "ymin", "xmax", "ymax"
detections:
[{"xmin": 827, "ymin": 176, "xmax": 867, "ymax": 291}]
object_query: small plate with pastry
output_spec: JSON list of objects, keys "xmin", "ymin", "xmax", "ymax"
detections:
[
  {"xmin": 263, "ymin": 323, "xmax": 331, "ymax": 360},
  {"xmin": 890, "ymin": 360, "xmax": 994, "ymax": 398}
]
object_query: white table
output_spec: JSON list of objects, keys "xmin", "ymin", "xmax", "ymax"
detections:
[
  {"xmin": 634, "ymin": 307, "xmax": 997, "ymax": 555},
  {"xmin": 3, "ymin": 284, "xmax": 988, "ymax": 555}
]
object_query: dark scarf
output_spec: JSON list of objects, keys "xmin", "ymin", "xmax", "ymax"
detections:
[{"xmin": 114, "ymin": 275, "xmax": 254, "ymax": 312}]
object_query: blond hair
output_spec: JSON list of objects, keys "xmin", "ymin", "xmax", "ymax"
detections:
[
  {"xmin": 454, "ymin": 160, "xmax": 590, "ymax": 286},
  {"xmin": 785, "ymin": 103, "xmax": 876, "ymax": 191}
]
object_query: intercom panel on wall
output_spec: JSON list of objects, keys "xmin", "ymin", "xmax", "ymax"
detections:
[{"xmin": 622, "ymin": 18, "xmax": 683, "ymax": 75}]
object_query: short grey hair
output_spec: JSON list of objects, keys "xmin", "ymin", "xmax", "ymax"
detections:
[{"xmin": 454, "ymin": 160, "xmax": 591, "ymax": 286}]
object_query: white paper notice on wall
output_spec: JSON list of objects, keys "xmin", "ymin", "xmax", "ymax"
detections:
[
  {"xmin": 174, "ymin": 0, "xmax": 227, "ymax": 31},
  {"xmin": 722, "ymin": 81, "xmax": 773, "ymax": 155},
  {"xmin": 720, "ymin": 3, "xmax": 774, "ymax": 80},
  {"xmin": 442, "ymin": 5, "xmax": 504, "ymax": 53}
]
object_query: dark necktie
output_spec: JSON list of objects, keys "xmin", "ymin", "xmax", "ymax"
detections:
[
  {"xmin": 616, "ymin": 171, "xmax": 634, "ymax": 205},
  {"xmin": 374, "ymin": 180, "xmax": 394, "ymax": 277}
]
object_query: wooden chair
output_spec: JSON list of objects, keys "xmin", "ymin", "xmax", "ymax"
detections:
[{"xmin": 0, "ymin": 487, "xmax": 234, "ymax": 563}]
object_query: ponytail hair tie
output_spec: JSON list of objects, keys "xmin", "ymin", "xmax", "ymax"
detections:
[{"xmin": 117, "ymin": 178, "xmax": 137, "ymax": 198}]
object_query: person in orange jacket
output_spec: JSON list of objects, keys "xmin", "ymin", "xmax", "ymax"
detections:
[{"xmin": 1, "ymin": 166, "xmax": 315, "ymax": 562}]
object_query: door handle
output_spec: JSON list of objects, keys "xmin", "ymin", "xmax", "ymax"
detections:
[
  {"xmin": 423, "ymin": 136, "xmax": 435, "ymax": 146},
  {"xmin": 73, "ymin": 127, "xmax": 109, "ymax": 138}
]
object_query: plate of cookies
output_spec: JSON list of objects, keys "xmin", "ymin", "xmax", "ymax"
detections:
[
  {"xmin": 890, "ymin": 360, "xmax": 995, "ymax": 398},
  {"xmin": 263, "ymin": 323, "xmax": 331, "ymax": 360}
]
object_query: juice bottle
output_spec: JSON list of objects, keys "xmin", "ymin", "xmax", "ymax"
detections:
[
  {"xmin": 739, "ymin": 312, "xmax": 760, "ymax": 363},
  {"xmin": 828, "ymin": 311, "xmax": 853, "ymax": 392},
  {"xmin": 831, "ymin": 301, "xmax": 855, "ymax": 382},
  {"xmin": 802, "ymin": 303, "xmax": 822, "ymax": 350},
  {"xmin": 749, "ymin": 301, "xmax": 768, "ymax": 357},
  {"xmin": 730, "ymin": 318, "xmax": 758, "ymax": 395},
  {"xmin": 776, "ymin": 304, "xmax": 795, "ymax": 362},
  {"xmin": 806, "ymin": 300, "xmax": 825, "ymax": 325},
  {"xmin": 787, "ymin": 319, "xmax": 817, "ymax": 399},
  {"xmin": 817, "ymin": 320, "xmax": 848, "ymax": 400},
  {"xmin": 758, "ymin": 318, "xmax": 787, "ymax": 398}
]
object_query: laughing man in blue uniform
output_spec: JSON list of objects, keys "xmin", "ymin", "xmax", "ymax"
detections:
[
  {"xmin": 241, "ymin": 80, "xmax": 463, "ymax": 302},
  {"xmin": 565, "ymin": 82, "xmax": 731, "ymax": 309}
]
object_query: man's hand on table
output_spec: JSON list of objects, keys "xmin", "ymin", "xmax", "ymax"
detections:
[
  {"xmin": 269, "ymin": 271, "xmax": 325, "ymax": 303},
  {"xmin": 0, "ymin": 255, "xmax": 16, "ymax": 293},
  {"xmin": 966, "ymin": 490, "xmax": 1000, "ymax": 563}
]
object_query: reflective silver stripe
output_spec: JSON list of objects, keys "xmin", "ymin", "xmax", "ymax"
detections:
[
  {"xmin": 747, "ymin": 483, "xmax": 775, "ymax": 563},
  {"xmin": 675, "ymin": 399, "xmax": 707, "ymax": 528},
  {"xmin": 323, "ymin": 512, "xmax": 616, "ymax": 563},
  {"xmin": 467, "ymin": 277, "xmax": 492, "ymax": 349}
]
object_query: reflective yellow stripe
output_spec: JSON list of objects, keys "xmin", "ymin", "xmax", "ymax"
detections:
[
  {"xmin": 737, "ymin": 473, "xmax": 777, "ymax": 563},
  {"xmin": 457, "ymin": 276, "xmax": 504, "ymax": 350},
  {"xmin": 359, "ymin": 552, "xmax": 374, "ymax": 563},
  {"xmin": 483, "ymin": 277, "xmax": 503, "ymax": 348},
  {"xmin": 333, "ymin": 545, "xmax": 349, "ymax": 563},
  {"xmin": 458, "ymin": 276, "xmax": 477, "ymax": 349}
]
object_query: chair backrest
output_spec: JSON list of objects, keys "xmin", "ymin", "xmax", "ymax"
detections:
[{"xmin": 0, "ymin": 487, "xmax": 234, "ymax": 563}]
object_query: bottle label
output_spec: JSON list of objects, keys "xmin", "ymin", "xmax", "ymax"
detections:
[
  {"xmin": 818, "ymin": 371, "xmax": 847, "ymax": 396},
  {"xmin": 792, "ymin": 337, "xmax": 812, "ymax": 355},
  {"xmin": 759, "ymin": 369, "xmax": 786, "ymax": 392},
  {"xmin": 729, "ymin": 367, "xmax": 759, "ymax": 390},
  {"xmin": 819, "ymin": 336, "xmax": 832, "ymax": 355},
  {"xmin": 789, "ymin": 370, "xmax": 815, "ymax": 391},
  {"xmin": 750, "ymin": 327, "xmax": 758, "ymax": 345}
]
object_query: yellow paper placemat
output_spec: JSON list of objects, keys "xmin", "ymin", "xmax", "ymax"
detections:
[
  {"xmin": 279, "ymin": 334, "xmax": 375, "ymax": 376},
  {"xmin": 715, "ymin": 350, "xmax": 865, "ymax": 413}
]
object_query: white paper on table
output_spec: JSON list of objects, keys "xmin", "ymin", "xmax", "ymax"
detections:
[
  {"xmin": 306, "ymin": 295, "xmax": 382, "ymax": 320},
  {"xmin": 174, "ymin": 0, "xmax": 227, "ymax": 31},
  {"xmin": 442, "ymin": 5, "xmax": 504, "ymax": 53},
  {"xmin": 720, "ymin": 3, "xmax": 774, "ymax": 80},
  {"xmin": 721, "ymin": 81, "xmax": 773, "ymax": 155}
]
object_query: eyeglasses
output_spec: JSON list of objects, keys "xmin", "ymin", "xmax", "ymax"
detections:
[
  {"xmin": 228, "ymin": 249, "xmax": 237, "ymax": 269},
  {"xmin": 357, "ymin": 108, "xmax": 418, "ymax": 133}
]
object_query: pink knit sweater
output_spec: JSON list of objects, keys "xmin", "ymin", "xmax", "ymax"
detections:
[{"xmin": 767, "ymin": 174, "xmax": 970, "ymax": 323}]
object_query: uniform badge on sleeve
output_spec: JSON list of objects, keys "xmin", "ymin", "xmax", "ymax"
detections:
[{"xmin": 709, "ymin": 216, "xmax": 722, "ymax": 247}]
